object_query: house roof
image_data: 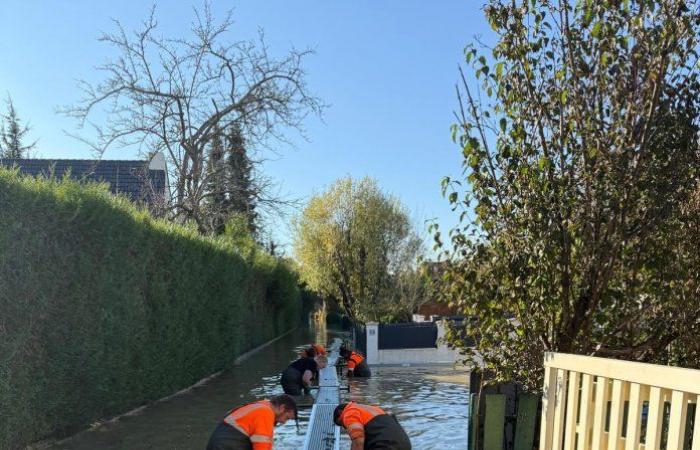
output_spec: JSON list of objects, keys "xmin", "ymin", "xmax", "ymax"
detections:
[{"xmin": 0, "ymin": 158, "xmax": 166, "ymax": 203}]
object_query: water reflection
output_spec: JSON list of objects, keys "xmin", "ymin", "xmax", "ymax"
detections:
[
  {"xmin": 46, "ymin": 327, "xmax": 468, "ymax": 450},
  {"xmin": 48, "ymin": 328, "xmax": 319, "ymax": 450},
  {"xmin": 341, "ymin": 366, "xmax": 469, "ymax": 449}
]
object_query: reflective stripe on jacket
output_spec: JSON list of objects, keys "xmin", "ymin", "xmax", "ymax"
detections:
[
  {"xmin": 340, "ymin": 402, "xmax": 386, "ymax": 441},
  {"xmin": 222, "ymin": 400, "xmax": 275, "ymax": 450}
]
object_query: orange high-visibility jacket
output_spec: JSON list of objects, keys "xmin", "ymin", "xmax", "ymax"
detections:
[
  {"xmin": 312, "ymin": 344, "xmax": 327, "ymax": 356},
  {"xmin": 347, "ymin": 351, "xmax": 365, "ymax": 370},
  {"xmin": 299, "ymin": 344, "xmax": 326, "ymax": 358},
  {"xmin": 339, "ymin": 402, "xmax": 386, "ymax": 440},
  {"xmin": 222, "ymin": 400, "xmax": 275, "ymax": 450}
]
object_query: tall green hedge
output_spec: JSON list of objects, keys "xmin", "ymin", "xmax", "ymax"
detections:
[{"xmin": 0, "ymin": 169, "xmax": 301, "ymax": 449}]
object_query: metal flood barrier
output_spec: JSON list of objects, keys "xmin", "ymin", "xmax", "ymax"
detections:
[{"xmin": 302, "ymin": 338, "xmax": 342, "ymax": 450}]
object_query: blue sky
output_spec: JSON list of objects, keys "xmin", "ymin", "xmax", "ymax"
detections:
[{"xmin": 0, "ymin": 1, "xmax": 493, "ymax": 251}]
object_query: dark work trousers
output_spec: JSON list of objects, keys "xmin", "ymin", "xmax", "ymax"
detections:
[
  {"xmin": 363, "ymin": 414, "xmax": 412, "ymax": 450},
  {"xmin": 280, "ymin": 366, "xmax": 304, "ymax": 395},
  {"xmin": 206, "ymin": 422, "xmax": 252, "ymax": 450},
  {"xmin": 353, "ymin": 360, "xmax": 372, "ymax": 378}
]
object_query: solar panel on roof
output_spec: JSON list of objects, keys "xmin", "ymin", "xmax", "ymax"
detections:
[{"xmin": 0, "ymin": 158, "xmax": 166, "ymax": 205}]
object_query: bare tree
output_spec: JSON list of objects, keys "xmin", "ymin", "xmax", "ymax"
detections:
[{"xmin": 63, "ymin": 3, "xmax": 323, "ymax": 232}]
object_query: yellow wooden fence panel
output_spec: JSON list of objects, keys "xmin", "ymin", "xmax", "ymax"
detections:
[
  {"xmin": 539, "ymin": 365, "xmax": 558, "ymax": 450},
  {"xmin": 607, "ymin": 379, "xmax": 626, "ymax": 450},
  {"xmin": 542, "ymin": 353, "xmax": 700, "ymax": 394},
  {"xmin": 563, "ymin": 371, "xmax": 579, "ymax": 450},
  {"xmin": 541, "ymin": 353, "xmax": 700, "ymax": 450},
  {"xmin": 551, "ymin": 369, "xmax": 568, "ymax": 449},
  {"xmin": 578, "ymin": 374, "xmax": 594, "ymax": 450},
  {"xmin": 591, "ymin": 376, "xmax": 610, "ymax": 450},
  {"xmin": 666, "ymin": 390, "xmax": 689, "ymax": 450},
  {"xmin": 693, "ymin": 394, "xmax": 700, "ymax": 450},
  {"xmin": 624, "ymin": 383, "xmax": 644, "ymax": 450},
  {"xmin": 645, "ymin": 386, "xmax": 664, "ymax": 450}
]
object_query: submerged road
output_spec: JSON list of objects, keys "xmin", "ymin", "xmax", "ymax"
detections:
[
  {"xmin": 44, "ymin": 326, "xmax": 469, "ymax": 450},
  {"xmin": 47, "ymin": 328, "xmax": 322, "ymax": 450}
]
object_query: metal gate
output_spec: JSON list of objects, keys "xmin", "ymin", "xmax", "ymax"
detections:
[
  {"xmin": 353, "ymin": 322, "xmax": 366, "ymax": 354},
  {"xmin": 378, "ymin": 322, "xmax": 437, "ymax": 349}
]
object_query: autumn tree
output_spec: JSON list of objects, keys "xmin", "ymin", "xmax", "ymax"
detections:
[
  {"xmin": 294, "ymin": 177, "xmax": 423, "ymax": 322},
  {"xmin": 437, "ymin": 0, "xmax": 700, "ymax": 390}
]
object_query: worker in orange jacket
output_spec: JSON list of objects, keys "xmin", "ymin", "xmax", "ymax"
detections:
[
  {"xmin": 333, "ymin": 402, "xmax": 411, "ymax": 450},
  {"xmin": 206, "ymin": 394, "xmax": 297, "ymax": 450},
  {"xmin": 340, "ymin": 346, "xmax": 371, "ymax": 377},
  {"xmin": 299, "ymin": 343, "xmax": 327, "ymax": 358}
]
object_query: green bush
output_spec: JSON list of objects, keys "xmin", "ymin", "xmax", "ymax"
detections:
[{"xmin": 0, "ymin": 169, "xmax": 301, "ymax": 449}]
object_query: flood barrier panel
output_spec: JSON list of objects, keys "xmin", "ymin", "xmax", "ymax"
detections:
[{"xmin": 302, "ymin": 338, "xmax": 342, "ymax": 450}]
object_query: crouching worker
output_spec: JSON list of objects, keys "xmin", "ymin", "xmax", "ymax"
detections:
[
  {"xmin": 333, "ymin": 402, "xmax": 411, "ymax": 450},
  {"xmin": 299, "ymin": 343, "xmax": 327, "ymax": 359},
  {"xmin": 340, "ymin": 346, "xmax": 371, "ymax": 378},
  {"xmin": 206, "ymin": 394, "xmax": 297, "ymax": 450},
  {"xmin": 280, "ymin": 354, "xmax": 328, "ymax": 395}
]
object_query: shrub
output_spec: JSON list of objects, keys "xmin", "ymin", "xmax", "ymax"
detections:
[{"xmin": 0, "ymin": 169, "xmax": 301, "ymax": 449}]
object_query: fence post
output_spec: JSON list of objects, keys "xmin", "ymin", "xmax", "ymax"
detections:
[
  {"xmin": 436, "ymin": 319, "xmax": 447, "ymax": 350},
  {"xmin": 484, "ymin": 394, "xmax": 506, "ymax": 450},
  {"xmin": 366, "ymin": 322, "xmax": 379, "ymax": 364}
]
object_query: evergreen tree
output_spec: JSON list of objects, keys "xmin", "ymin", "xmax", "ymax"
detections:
[
  {"xmin": 0, "ymin": 96, "xmax": 36, "ymax": 158},
  {"xmin": 204, "ymin": 125, "xmax": 227, "ymax": 233},
  {"xmin": 202, "ymin": 124, "xmax": 258, "ymax": 235},
  {"xmin": 226, "ymin": 124, "xmax": 257, "ymax": 235}
]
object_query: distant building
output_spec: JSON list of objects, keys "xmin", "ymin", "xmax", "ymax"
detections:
[
  {"xmin": 412, "ymin": 260, "xmax": 463, "ymax": 322},
  {"xmin": 0, "ymin": 152, "xmax": 168, "ymax": 208},
  {"xmin": 415, "ymin": 301, "xmax": 461, "ymax": 319}
]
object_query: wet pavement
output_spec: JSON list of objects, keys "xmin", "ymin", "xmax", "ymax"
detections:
[{"xmin": 46, "ymin": 327, "xmax": 469, "ymax": 449}]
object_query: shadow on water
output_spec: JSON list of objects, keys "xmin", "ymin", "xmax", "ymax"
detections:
[{"xmin": 49, "ymin": 327, "xmax": 325, "ymax": 450}]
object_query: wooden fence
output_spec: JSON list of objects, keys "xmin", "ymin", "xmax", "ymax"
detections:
[
  {"xmin": 539, "ymin": 353, "xmax": 700, "ymax": 450},
  {"xmin": 469, "ymin": 389, "xmax": 540, "ymax": 450}
]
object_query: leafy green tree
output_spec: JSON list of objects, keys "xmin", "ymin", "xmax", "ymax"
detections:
[
  {"xmin": 0, "ymin": 96, "xmax": 36, "ymax": 158},
  {"xmin": 437, "ymin": 0, "xmax": 700, "ymax": 390},
  {"xmin": 294, "ymin": 177, "xmax": 422, "ymax": 322}
]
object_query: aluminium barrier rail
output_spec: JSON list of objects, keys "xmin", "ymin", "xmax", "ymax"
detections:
[{"xmin": 302, "ymin": 338, "xmax": 342, "ymax": 450}]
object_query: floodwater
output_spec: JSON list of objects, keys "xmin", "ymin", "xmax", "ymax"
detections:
[
  {"xmin": 342, "ymin": 366, "xmax": 469, "ymax": 449},
  {"xmin": 45, "ymin": 327, "xmax": 469, "ymax": 450},
  {"xmin": 47, "ymin": 327, "xmax": 322, "ymax": 450}
]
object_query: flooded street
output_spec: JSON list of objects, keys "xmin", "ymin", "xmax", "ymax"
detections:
[
  {"xmin": 48, "ymin": 328, "xmax": 322, "ymax": 450},
  {"xmin": 343, "ymin": 366, "xmax": 469, "ymax": 449},
  {"xmin": 46, "ymin": 327, "xmax": 469, "ymax": 449}
]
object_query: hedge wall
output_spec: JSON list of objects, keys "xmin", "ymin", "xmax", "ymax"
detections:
[{"xmin": 0, "ymin": 169, "xmax": 301, "ymax": 449}]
